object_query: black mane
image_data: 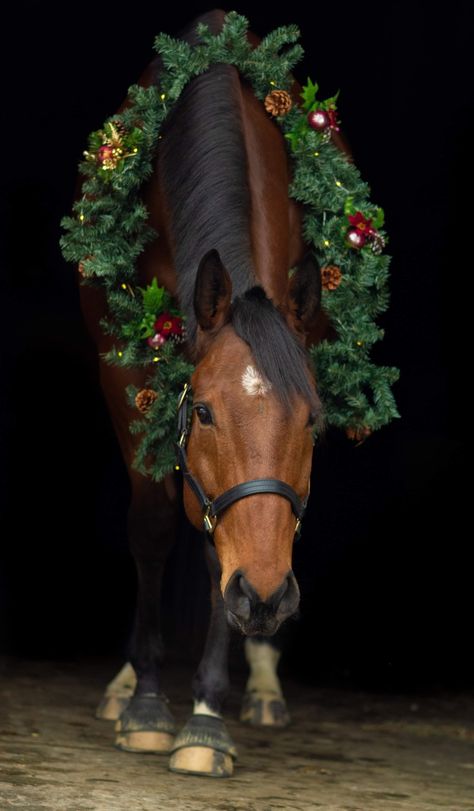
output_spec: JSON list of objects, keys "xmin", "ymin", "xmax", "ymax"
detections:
[
  {"xmin": 158, "ymin": 11, "xmax": 254, "ymax": 340},
  {"xmin": 156, "ymin": 12, "xmax": 323, "ymax": 424}
]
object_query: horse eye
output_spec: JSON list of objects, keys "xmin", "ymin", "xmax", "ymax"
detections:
[{"xmin": 195, "ymin": 404, "xmax": 213, "ymax": 425}]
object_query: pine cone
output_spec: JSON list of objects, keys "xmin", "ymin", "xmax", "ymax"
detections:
[
  {"xmin": 371, "ymin": 233, "xmax": 386, "ymax": 255},
  {"xmin": 346, "ymin": 426, "xmax": 372, "ymax": 443},
  {"xmin": 135, "ymin": 388, "xmax": 158, "ymax": 414},
  {"xmin": 321, "ymin": 264, "xmax": 343, "ymax": 291},
  {"xmin": 264, "ymin": 89, "xmax": 293, "ymax": 117},
  {"xmin": 78, "ymin": 255, "xmax": 94, "ymax": 277}
]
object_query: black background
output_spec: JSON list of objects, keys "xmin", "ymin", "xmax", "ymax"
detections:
[{"xmin": 0, "ymin": 1, "xmax": 470, "ymax": 689}]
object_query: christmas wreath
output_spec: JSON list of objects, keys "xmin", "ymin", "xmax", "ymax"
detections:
[{"xmin": 60, "ymin": 11, "xmax": 400, "ymax": 481}]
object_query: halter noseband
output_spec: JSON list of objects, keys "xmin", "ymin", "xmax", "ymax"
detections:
[{"xmin": 175, "ymin": 383, "xmax": 308, "ymax": 542}]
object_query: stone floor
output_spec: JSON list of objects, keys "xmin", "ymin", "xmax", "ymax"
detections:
[{"xmin": 0, "ymin": 658, "xmax": 473, "ymax": 810}]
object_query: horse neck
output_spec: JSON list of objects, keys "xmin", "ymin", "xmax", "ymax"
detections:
[{"xmin": 138, "ymin": 58, "xmax": 305, "ymax": 324}]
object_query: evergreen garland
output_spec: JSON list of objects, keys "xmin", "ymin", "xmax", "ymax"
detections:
[{"xmin": 60, "ymin": 11, "xmax": 400, "ymax": 481}]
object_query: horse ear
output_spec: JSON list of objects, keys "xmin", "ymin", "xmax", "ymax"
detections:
[
  {"xmin": 194, "ymin": 249, "xmax": 232, "ymax": 332},
  {"xmin": 286, "ymin": 251, "xmax": 322, "ymax": 334}
]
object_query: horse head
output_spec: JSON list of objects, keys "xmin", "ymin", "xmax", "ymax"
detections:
[{"xmin": 181, "ymin": 249, "xmax": 323, "ymax": 636}]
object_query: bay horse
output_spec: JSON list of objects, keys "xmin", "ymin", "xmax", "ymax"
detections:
[{"xmin": 78, "ymin": 9, "xmax": 348, "ymax": 777}]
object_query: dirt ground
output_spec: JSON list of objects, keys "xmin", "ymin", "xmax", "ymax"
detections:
[{"xmin": 0, "ymin": 658, "xmax": 473, "ymax": 811}]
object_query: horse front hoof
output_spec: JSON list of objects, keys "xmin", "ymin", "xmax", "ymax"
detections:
[
  {"xmin": 240, "ymin": 690, "xmax": 290, "ymax": 727},
  {"xmin": 114, "ymin": 693, "xmax": 176, "ymax": 754},
  {"xmin": 96, "ymin": 694, "xmax": 131, "ymax": 721},
  {"xmin": 169, "ymin": 714, "xmax": 237, "ymax": 777}
]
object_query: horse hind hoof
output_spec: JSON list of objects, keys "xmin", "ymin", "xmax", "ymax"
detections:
[
  {"xmin": 114, "ymin": 693, "xmax": 176, "ymax": 754},
  {"xmin": 96, "ymin": 694, "xmax": 131, "ymax": 721},
  {"xmin": 240, "ymin": 690, "xmax": 290, "ymax": 727},
  {"xmin": 96, "ymin": 662, "xmax": 136, "ymax": 721},
  {"xmin": 169, "ymin": 714, "xmax": 237, "ymax": 777}
]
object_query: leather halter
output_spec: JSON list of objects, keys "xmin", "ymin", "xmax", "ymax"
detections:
[{"xmin": 175, "ymin": 383, "xmax": 308, "ymax": 542}]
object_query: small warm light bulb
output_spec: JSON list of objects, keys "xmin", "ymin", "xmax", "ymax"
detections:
[
  {"xmin": 79, "ymin": 213, "xmax": 85, "ymax": 222},
  {"xmin": 117, "ymin": 351, "xmax": 123, "ymax": 357},
  {"xmin": 153, "ymin": 356, "xmax": 160, "ymax": 363},
  {"xmin": 335, "ymin": 180, "xmax": 342, "ymax": 187},
  {"xmin": 323, "ymin": 239, "xmax": 331, "ymax": 247},
  {"xmin": 160, "ymin": 93, "xmax": 166, "ymax": 101},
  {"xmin": 121, "ymin": 283, "xmax": 127, "ymax": 290},
  {"xmin": 270, "ymin": 80, "xmax": 277, "ymax": 86},
  {"xmin": 356, "ymin": 340, "xmax": 364, "ymax": 347},
  {"xmin": 313, "ymin": 151, "xmax": 319, "ymax": 157}
]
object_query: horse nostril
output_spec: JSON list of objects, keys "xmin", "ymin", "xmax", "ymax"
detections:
[
  {"xmin": 239, "ymin": 575, "xmax": 256, "ymax": 601},
  {"xmin": 275, "ymin": 571, "xmax": 300, "ymax": 619},
  {"xmin": 224, "ymin": 572, "xmax": 254, "ymax": 621}
]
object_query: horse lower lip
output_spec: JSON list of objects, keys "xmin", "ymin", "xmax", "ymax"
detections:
[{"xmin": 226, "ymin": 609, "xmax": 280, "ymax": 637}]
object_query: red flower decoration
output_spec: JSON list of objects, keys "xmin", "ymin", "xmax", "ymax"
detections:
[
  {"xmin": 154, "ymin": 312, "xmax": 183, "ymax": 338},
  {"xmin": 348, "ymin": 211, "xmax": 375, "ymax": 236}
]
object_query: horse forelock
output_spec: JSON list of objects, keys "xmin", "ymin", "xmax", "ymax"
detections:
[{"xmin": 231, "ymin": 287, "xmax": 324, "ymax": 428}]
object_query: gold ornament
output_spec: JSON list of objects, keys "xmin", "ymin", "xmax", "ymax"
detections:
[
  {"xmin": 264, "ymin": 89, "xmax": 293, "ymax": 117},
  {"xmin": 135, "ymin": 388, "xmax": 158, "ymax": 414},
  {"xmin": 321, "ymin": 264, "xmax": 342, "ymax": 291},
  {"xmin": 84, "ymin": 123, "xmax": 138, "ymax": 171}
]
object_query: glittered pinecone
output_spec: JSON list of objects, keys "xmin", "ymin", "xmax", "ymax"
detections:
[
  {"xmin": 135, "ymin": 388, "xmax": 158, "ymax": 414},
  {"xmin": 321, "ymin": 264, "xmax": 343, "ymax": 291},
  {"xmin": 370, "ymin": 233, "xmax": 386, "ymax": 255},
  {"xmin": 346, "ymin": 426, "xmax": 372, "ymax": 443},
  {"xmin": 264, "ymin": 89, "xmax": 293, "ymax": 117}
]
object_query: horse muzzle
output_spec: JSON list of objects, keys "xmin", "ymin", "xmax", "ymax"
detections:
[{"xmin": 223, "ymin": 570, "xmax": 300, "ymax": 636}]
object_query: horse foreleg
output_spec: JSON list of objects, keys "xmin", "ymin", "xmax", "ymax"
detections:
[
  {"xmin": 114, "ymin": 476, "xmax": 177, "ymax": 754},
  {"xmin": 169, "ymin": 541, "xmax": 237, "ymax": 778},
  {"xmin": 240, "ymin": 636, "xmax": 290, "ymax": 727}
]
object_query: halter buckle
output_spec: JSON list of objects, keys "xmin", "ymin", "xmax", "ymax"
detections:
[
  {"xmin": 177, "ymin": 382, "xmax": 190, "ymax": 410},
  {"xmin": 203, "ymin": 504, "xmax": 216, "ymax": 535}
]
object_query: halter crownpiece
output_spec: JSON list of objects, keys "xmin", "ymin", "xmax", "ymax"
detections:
[{"xmin": 175, "ymin": 383, "xmax": 308, "ymax": 541}]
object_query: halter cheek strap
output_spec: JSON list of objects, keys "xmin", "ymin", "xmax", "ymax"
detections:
[{"xmin": 175, "ymin": 383, "xmax": 308, "ymax": 541}]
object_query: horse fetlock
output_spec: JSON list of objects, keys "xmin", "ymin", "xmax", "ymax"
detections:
[
  {"xmin": 114, "ymin": 692, "xmax": 176, "ymax": 753},
  {"xmin": 169, "ymin": 714, "xmax": 237, "ymax": 777}
]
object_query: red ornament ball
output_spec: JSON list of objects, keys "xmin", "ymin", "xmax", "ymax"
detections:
[
  {"xmin": 307, "ymin": 109, "xmax": 330, "ymax": 131},
  {"xmin": 98, "ymin": 145, "xmax": 114, "ymax": 163},
  {"xmin": 347, "ymin": 228, "xmax": 366, "ymax": 249}
]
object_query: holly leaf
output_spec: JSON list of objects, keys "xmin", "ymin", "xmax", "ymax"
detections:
[
  {"xmin": 321, "ymin": 90, "xmax": 340, "ymax": 111},
  {"xmin": 138, "ymin": 313, "xmax": 157, "ymax": 338},
  {"xmin": 301, "ymin": 77, "xmax": 319, "ymax": 112},
  {"xmin": 372, "ymin": 207, "xmax": 385, "ymax": 229},
  {"xmin": 344, "ymin": 196, "xmax": 356, "ymax": 216},
  {"xmin": 140, "ymin": 277, "xmax": 166, "ymax": 315}
]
